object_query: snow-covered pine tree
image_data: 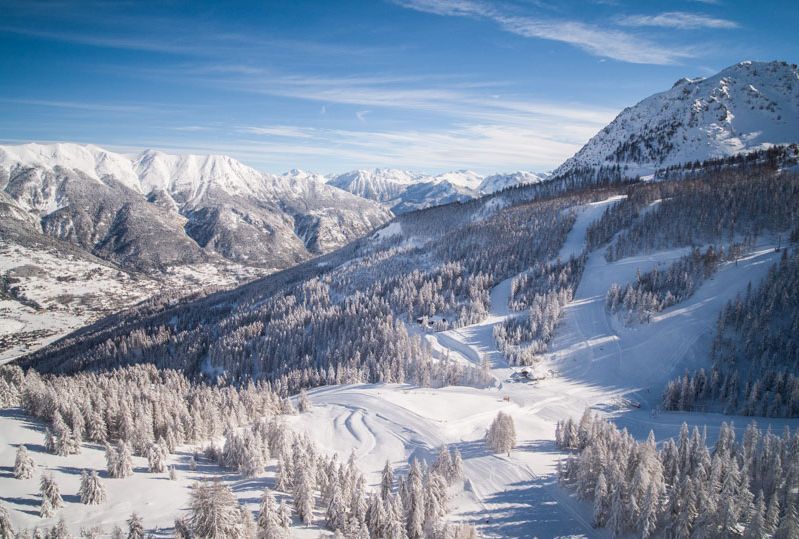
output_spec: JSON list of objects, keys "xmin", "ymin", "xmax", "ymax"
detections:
[
  {"xmin": 293, "ymin": 466, "xmax": 315, "ymax": 526},
  {"xmin": 0, "ymin": 502, "xmax": 13, "ymax": 539},
  {"xmin": 406, "ymin": 460, "xmax": 425, "ymax": 539},
  {"xmin": 147, "ymin": 441, "xmax": 167, "ymax": 473},
  {"xmin": 776, "ymin": 497, "xmax": 799, "ymax": 539},
  {"xmin": 127, "ymin": 512, "xmax": 145, "ymax": 539},
  {"xmin": 188, "ymin": 481, "xmax": 245, "ymax": 538},
  {"xmin": 325, "ymin": 483, "xmax": 347, "ymax": 532},
  {"xmin": 113, "ymin": 440, "xmax": 134, "ymax": 478},
  {"xmin": 277, "ymin": 500, "xmax": 292, "ymax": 529},
  {"xmin": 432, "ymin": 446, "xmax": 452, "ymax": 481},
  {"xmin": 174, "ymin": 518, "xmax": 191, "ymax": 539},
  {"xmin": 485, "ymin": 411, "xmax": 516, "ymax": 455},
  {"xmin": 297, "ymin": 389, "xmax": 311, "ymax": 413},
  {"xmin": 14, "ymin": 444, "xmax": 35, "ymax": 479},
  {"xmin": 592, "ymin": 471, "xmax": 608, "ymax": 527},
  {"xmin": 78, "ymin": 470, "xmax": 106, "ymax": 505},
  {"xmin": 744, "ymin": 491, "xmax": 767, "ymax": 539},
  {"xmin": 381, "ymin": 460, "xmax": 394, "ymax": 500},
  {"xmin": 257, "ymin": 489, "xmax": 284, "ymax": 538},
  {"xmin": 39, "ymin": 473, "xmax": 63, "ymax": 516}
]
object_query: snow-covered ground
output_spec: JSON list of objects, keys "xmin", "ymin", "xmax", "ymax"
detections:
[{"xmin": 2, "ymin": 195, "xmax": 797, "ymax": 537}]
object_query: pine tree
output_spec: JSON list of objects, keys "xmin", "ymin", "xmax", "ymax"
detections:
[
  {"xmin": 0, "ymin": 502, "xmax": 14, "ymax": 539},
  {"xmin": 277, "ymin": 500, "xmax": 292, "ymax": 529},
  {"xmin": 325, "ymin": 484, "xmax": 347, "ymax": 532},
  {"xmin": 113, "ymin": 440, "xmax": 134, "ymax": 478},
  {"xmin": 257, "ymin": 489, "xmax": 283, "ymax": 538},
  {"xmin": 744, "ymin": 491, "xmax": 767, "ymax": 539},
  {"xmin": 127, "ymin": 512, "xmax": 145, "ymax": 539},
  {"xmin": 297, "ymin": 389, "xmax": 311, "ymax": 413},
  {"xmin": 14, "ymin": 445, "xmax": 35, "ymax": 479},
  {"xmin": 174, "ymin": 518, "xmax": 191, "ymax": 539},
  {"xmin": 79, "ymin": 470, "xmax": 106, "ymax": 505},
  {"xmin": 485, "ymin": 412, "xmax": 516, "ymax": 455},
  {"xmin": 239, "ymin": 505, "xmax": 257, "ymax": 539},
  {"xmin": 592, "ymin": 472, "xmax": 608, "ymax": 527},
  {"xmin": 766, "ymin": 495, "xmax": 781, "ymax": 535},
  {"xmin": 432, "ymin": 446, "xmax": 452, "ymax": 482},
  {"xmin": 451, "ymin": 448, "xmax": 464, "ymax": 483},
  {"xmin": 293, "ymin": 467, "xmax": 314, "ymax": 526},
  {"xmin": 188, "ymin": 481, "xmax": 245, "ymax": 538},
  {"xmin": 147, "ymin": 441, "xmax": 167, "ymax": 473},
  {"xmin": 39, "ymin": 474, "xmax": 63, "ymax": 517},
  {"xmin": 381, "ymin": 460, "xmax": 394, "ymax": 500},
  {"xmin": 607, "ymin": 486, "xmax": 624, "ymax": 539},
  {"xmin": 406, "ymin": 461, "xmax": 425, "ymax": 539},
  {"xmin": 776, "ymin": 498, "xmax": 799, "ymax": 539}
]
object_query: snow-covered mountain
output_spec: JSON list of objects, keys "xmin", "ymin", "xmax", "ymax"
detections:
[
  {"xmin": 0, "ymin": 143, "xmax": 391, "ymax": 270},
  {"xmin": 328, "ymin": 168, "xmax": 544, "ymax": 213},
  {"xmin": 327, "ymin": 168, "xmax": 423, "ymax": 203},
  {"xmin": 555, "ymin": 60, "xmax": 799, "ymax": 177},
  {"xmin": 478, "ymin": 171, "xmax": 548, "ymax": 195}
]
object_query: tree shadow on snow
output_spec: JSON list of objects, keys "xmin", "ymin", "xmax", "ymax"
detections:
[
  {"xmin": 0, "ymin": 407, "xmax": 45, "ymax": 433},
  {"xmin": 460, "ymin": 476, "xmax": 604, "ymax": 539},
  {"xmin": 53, "ymin": 465, "xmax": 87, "ymax": 476},
  {"xmin": 515, "ymin": 438, "xmax": 563, "ymax": 456},
  {"xmin": 1, "ymin": 495, "xmax": 42, "ymax": 516}
]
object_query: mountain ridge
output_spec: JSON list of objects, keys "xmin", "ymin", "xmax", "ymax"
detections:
[{"xmin": 554, "ymin": 60, "xmax": 799, "ymax": 177}]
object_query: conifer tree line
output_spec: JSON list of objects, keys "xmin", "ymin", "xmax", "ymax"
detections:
[
  {"xmin": 0, "ymin": 363, "xmax": 283, "ymax": 458},
  {"xmin": 585, "ymin": 157, "xmax": 799, "ymax": 262},
  {"xmin": 663, "ymin": 248, "xmax": 799, "ymax": 418},
  {"xmin": 606, "ymin": 242, "xmax": 748, "ymax": 324},
  {"xmin": 556, "ymin": 410, "xmax": 799, "ymax": 538},
  {"xmin": 495, "ymin": 255, "xmax": 586, "ymax": 365},
  {"xmin": 653, "ymin": 144, "xmax": 798, "ymax": 182}
]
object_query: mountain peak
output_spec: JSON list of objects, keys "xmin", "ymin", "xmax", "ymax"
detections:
[{"xmin": 554, "ymin": 60, "xmax": 799, "ymax": 177}]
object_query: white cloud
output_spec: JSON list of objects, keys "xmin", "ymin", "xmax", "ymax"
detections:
[
  {"xmin": 395, "ymin": 0, "xmax": 693, "ymax": 64},
  {"xmin": 239, "ymin": 126, "xmax": 314, "ymax": 138},
  {"xmin": 617, "ymin": 11, "xmax": 738, "ymax": 30}
]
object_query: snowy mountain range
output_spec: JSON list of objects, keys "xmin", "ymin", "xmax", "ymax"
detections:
[
  {"xmin": 555, "ymin": 60, "xmax": 799, "ymax": 177},
  {"xmin": 328, "ymin": 168, "xmax": 547, "ymax": 214},
  {"xmin": 0, "ymin": 143, "xmax": 391, "ymax": 271}
]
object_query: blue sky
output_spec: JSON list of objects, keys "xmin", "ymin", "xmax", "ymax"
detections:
[{"xmin": 1, "ymin": 0, "xmax": 797, "ymax": 174}]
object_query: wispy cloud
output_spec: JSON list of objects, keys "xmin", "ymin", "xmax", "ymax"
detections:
[
  {"xmin": 230, "ymin": 121, "xmax": 596, "ymax": 172},
  {"xmin": 617, "ymin": 12, "xmax": 738, "ymax": 30},
  {"xmin": 394, "ymin": 0, "xmax": 693, "ymax": 64},
  {"xmin": 239, "ymin": 126, "xmax": 314, "ymax": 139}
]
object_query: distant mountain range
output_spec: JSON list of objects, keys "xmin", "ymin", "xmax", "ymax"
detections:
[{"xmin": 327, "ymin": 168, "xmax": 548, "ymax": 214}]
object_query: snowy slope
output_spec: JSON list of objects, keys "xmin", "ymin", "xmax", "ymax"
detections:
[
  {"xmin": 477, "ymin": 171, "xmax": 548, "ymax": 195},
  {"xmin": 431, "ymin": 170, "xmax": 484, "ymax": 190},
  {"xmin": 327, "ymin": 168, "xmax": 423, "ymax": 203},
  {"xmin": 555, "ymin": 60, "xmax": 799, "ymax": 177}
]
